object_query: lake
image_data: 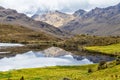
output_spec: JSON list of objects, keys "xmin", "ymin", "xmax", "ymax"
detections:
[{"xmin": 0, "ymin": 43, "xmax": 115, "ymax": 71}]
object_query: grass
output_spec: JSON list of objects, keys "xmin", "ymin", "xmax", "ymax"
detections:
[
  {"xmin": 84, "ymin": 43, "xmax": 120, "ymax": 56},
  {"xmin": 0, "ymin": 64, "xmax": 120, "ymax": 80}
]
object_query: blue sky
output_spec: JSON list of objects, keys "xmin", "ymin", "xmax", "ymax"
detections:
[{"xmin": 0, "ymin": 0, "xmax": 120, "ymax": 16}]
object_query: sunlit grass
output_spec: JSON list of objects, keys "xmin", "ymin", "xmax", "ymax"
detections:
[
  {"xmin": 0, "ymin": 64, "xmax": 120, "ymax": 80},
  {"xmin": 84, "ymin": 43, "xmax": 120, "ymax": 55}
]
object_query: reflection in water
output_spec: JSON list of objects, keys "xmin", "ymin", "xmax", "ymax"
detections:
[
  {"xmin": 73, "ymin": 54, "xmax": 115, "ymax": 63},
  {"xmin": 0, "ymin": 51, "xmax": 93, "ymax": 71},
  {"xmin": 0, "ymin": 43, "xmax": 24, "ymax": 47},
  {"xmin": 0, "ymin": 45, "xmax": 115, "ymax": 71}
]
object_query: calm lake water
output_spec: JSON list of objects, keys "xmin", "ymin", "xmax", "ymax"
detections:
[
  {"xmin": 0, "ymin": 43, "xmax": 115, "ymax": 71},
  {"xmin": 0, "ymin": 51, "xmax": 93, "ymax": 71},
  {"xmin": 0, "ymin": 43, "xmax": 24, "ymax": 47}
]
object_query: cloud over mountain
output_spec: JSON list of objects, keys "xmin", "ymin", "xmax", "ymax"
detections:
[{"xmin": 0, "ymin": 0, "xmax": 120, "ymax": 16}]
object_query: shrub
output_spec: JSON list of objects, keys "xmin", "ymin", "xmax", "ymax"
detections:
[
  {"xmin": 88, "ymin": 68, "xmax": 93, "ymax": 73},
  {"xmin": 116, "ymin": 56, "xmax": 120, "ymax": 65},
  {"xmin": 98, "ymin": 61, "xmax": 107, "ymax": 70},
  {"xmin": 63, "ymin": 77, "xmax": 71, "ymax": 80},
  {"xmin": 20, "ymin": 76, "xmax": 24, "ymax": 80}
]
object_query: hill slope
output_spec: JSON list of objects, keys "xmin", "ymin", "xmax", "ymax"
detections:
[{"xmin": 0, "ymin": 24, "xmax": 59, "ymax": 43}]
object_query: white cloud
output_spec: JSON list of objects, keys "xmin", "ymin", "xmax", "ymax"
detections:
[
  {"xmin": 0, "ymin": 0, "xmax": 120, "ymax": 16},
  {"xmin": 89, "ymin": 0, "xmax": 120, "ymax": 9}
]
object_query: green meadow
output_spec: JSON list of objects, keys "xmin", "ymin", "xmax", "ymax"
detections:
[
  {"xmin": 84, "ymin": 43, "xmax": 120, "ymax": 56},
  {"xmin": 0, "ymin": 64, "xmax": 120, "ymax": 80}
]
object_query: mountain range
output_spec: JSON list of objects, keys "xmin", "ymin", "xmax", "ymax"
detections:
[
  {"xmin": 0, "ymin": 6, "xmax": 68, "ymax": 38},
  {"xmin": 61, "ymin": 3, "xmax": 120, "ymax": 36},
  {"xmin": 1, "ymin": 3, "xmax": 120, "ymax": 37},
  {"xmin": 32, "ymin": 3, "xmax": 120, "ymax": 36}
]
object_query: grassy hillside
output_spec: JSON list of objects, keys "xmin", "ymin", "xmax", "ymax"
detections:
[
  {"xmin": 0, "ymin": 64, "xmax": 120, "ymax": 80},
  {"xmin": 84, "ymin": 43, "xmax": 120, "ymax": 56},
  {"xmin": 0, "ymin": 24, "xmax": 60, "ymax": 43}
]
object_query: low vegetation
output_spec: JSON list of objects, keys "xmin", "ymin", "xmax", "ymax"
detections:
[
  {"xmin": 54, "ymin": 35, "xmax": 120, "ymax": 53},
  {"xmin": 64, "ymin": 35, "xmax": 120, "ymax": 46}
]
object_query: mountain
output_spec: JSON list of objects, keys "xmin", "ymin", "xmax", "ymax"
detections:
[
  {"xmin": 61, "ymin": 3, "xmax": 120, "ymax": 36},
  {"xmin": 0, "ymin": 6, "xmax": 68, "ymax": 37},
  {"xmin": 32, "ymin": 10, "xmax": 75, "ymax": 27}
]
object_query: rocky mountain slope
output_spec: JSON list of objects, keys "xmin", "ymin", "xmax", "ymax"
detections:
[
  {"xmin": 32, "ymin": 11, "xmax": 75, "ymax": 27},
  {"xmin": 0, "ymin": 6, "xmax": 68, "ymax": 37},
  {"xmin": 61, "ymin": 3, "xmax": 120, "ymax": 36}
]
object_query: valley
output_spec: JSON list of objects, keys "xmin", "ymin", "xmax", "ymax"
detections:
[{"xmin": 0, "ymin": 2, "xmax": 120, "ymax": 80}]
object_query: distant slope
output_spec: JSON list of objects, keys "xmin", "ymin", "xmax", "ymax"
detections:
[
  {"xmin": 61, "ymin": 3, "xmax": 120, "ymax": 36},
  {"xmin": 0, "ymin": 24, "xmax": 59, "ymax": 43},
  {"xmin": 32, "ymin": 11, "xmax": 75, "ymax": 27},
  {"xmin": 0, "ymin": 6, "xmax": 68, "ymax": 37}
]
